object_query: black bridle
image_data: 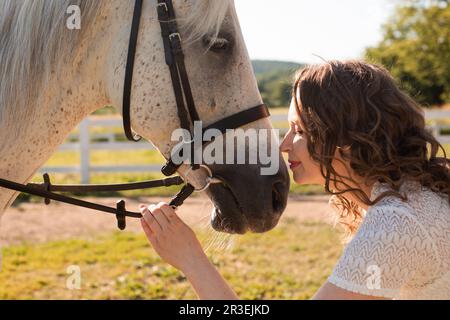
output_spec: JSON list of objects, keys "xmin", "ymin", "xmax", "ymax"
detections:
[{"xmin": 0, "ymin": 0, "xmax": 270, "ymax": 230}]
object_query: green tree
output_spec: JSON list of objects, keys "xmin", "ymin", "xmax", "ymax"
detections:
[
  {"xmin": 366, "ymin": 0, "xmax": 450, "ymax": 106},
  {"xmin": 252, "ymin": 60, "xmax": 304, "ymax": 107}
]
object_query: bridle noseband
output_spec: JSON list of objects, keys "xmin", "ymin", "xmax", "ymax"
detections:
[{"xmin": 0, "ymin": 0, "xmax": 270, "ymax": 230}]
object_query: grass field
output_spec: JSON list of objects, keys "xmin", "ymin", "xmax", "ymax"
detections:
[{"xmin": 0, "ymin": 218, "xmax": 342, "ymax": 299}]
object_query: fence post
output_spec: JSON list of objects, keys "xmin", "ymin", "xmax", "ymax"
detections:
[{"xmin": 79, "ymin": 119, "xmax": 90, "ymax": 184}]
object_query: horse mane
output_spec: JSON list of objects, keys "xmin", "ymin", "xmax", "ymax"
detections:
[
  {"xmin": 0, "ymin": 0, "xmax": 102, "ymax": 130},
  {"xmin": 0, "ymin": 0, "xmax": 232, "ymax": 130}
]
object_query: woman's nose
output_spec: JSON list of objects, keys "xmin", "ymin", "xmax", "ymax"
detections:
[{"xmin": 280, "ymin": 132, "xmax": 292, "ymax": 153}]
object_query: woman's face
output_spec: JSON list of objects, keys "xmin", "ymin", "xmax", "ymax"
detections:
[{"xmin": 280, "ymin": 99, "xmax": 325, "ymax": 185}]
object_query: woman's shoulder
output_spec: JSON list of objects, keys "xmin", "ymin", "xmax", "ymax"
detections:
[
  {"xmin": 368, "ymin": 179, "xmax": 450, "ymax": 231},
  {"xmin": 328, "ymin": 180, "xmax": 449, "ymax": 298},
  {"xmin": 363, "ymin": 179, "xmax": 449, "ymax": 269},
  {"xmin": 358, "ymin": 189, "xmax": 431, "ymax": 249}
]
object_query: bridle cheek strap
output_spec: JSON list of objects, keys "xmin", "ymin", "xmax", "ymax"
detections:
[{"xmin": 123, "ymin": 0, "xmax": 144, "ymax": 142}]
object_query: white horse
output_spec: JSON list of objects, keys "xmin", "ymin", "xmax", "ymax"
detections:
[{"xmin": 0, "ymin": 0, "xmax": 289, "ymax": 234}]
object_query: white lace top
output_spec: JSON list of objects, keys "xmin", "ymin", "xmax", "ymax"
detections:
[{"xmin": 328, "ymin": 180, "xmax": 450, "ymax": 299}]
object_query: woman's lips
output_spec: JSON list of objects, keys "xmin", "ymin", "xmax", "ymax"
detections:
[{"xmin": 289, "ymin": 160, "xmax": 302, "ymax": 170}]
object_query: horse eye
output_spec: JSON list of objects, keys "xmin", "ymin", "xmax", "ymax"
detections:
[{"xmin": 203, "ymin": 36, "xmax": 231, "ymax": 52}]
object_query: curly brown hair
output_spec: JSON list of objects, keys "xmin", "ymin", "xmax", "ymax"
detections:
[{"xmin": 292, "ymin": 60, "xmax": 450, "ymax": 235}]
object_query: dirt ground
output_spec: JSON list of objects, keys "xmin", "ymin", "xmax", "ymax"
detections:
[{"xmin": 0, "ymin": 195, "xmax": 334, "ymax": 247}]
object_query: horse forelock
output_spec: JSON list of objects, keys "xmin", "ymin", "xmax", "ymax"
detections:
[{"xmin": 183, "ymin": 0, "xmax": 233, "ymax": 42}]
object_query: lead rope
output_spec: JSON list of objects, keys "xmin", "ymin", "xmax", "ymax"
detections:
[{"xmin": 0, "ymin": 174, "xmax": 194, "ymax": 231}]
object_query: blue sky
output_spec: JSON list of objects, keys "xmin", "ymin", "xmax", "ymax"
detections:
[{"xmin": 234, "ymin": 0, "xmax": 397, "ymax": 64}]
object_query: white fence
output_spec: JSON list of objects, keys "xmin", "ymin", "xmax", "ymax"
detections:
[
  {"xmin": 40, "ymin": 118, "xmax": 162, "ymax": 184},
  {"xmin": 270, "ymin": 110, "xmax": 450, "ymax": 144},
  {"xmin": 423, "ymin": 110, "xmax": 450, "ymax": 144},
  {"xmin": 40, "ymin": 110, "xmax": 450, "ymax": 184}
]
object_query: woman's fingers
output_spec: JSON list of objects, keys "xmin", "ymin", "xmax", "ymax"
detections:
[
  {"xmin": 139, "ymin": 203, "xmax": 204, "ymax": 272},
  {"xmin": 140, "ymin": 205, "xmax": 162, "ymax": 233},
  {"xmin": 152, "ymin": 203, "xmax": 172, "ymax": 226},
  {"xmin": 139, "ymin": 203, "xmax": 176, "ymax": 233},
  {"xmin": 140, "ymin": 218, "xmax": 157, "ymax": 242},
  {"xmin": 158, "ymin": 203, "xmax": 180, "ymax": 222}
]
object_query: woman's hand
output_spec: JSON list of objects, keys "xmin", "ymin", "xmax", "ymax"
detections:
[
  {"xmin": 139, "ymin": 202, "xmax": 208, "ymax": 273},
  {"xmin": 139, "ymin": 202, "xmax": 239, "ymax": 300}
]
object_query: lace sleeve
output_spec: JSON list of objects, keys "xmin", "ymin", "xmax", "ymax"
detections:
[{"xmin": 328, "ymin": 202, "xmax": 440, "ymax": 298}]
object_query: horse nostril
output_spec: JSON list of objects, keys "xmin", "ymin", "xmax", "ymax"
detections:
[{"xmin": 272, "ymin": 182, "xmax": 285, "ymax": 213}]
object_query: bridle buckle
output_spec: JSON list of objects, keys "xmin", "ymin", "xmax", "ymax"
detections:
[
  {"xmin": 169, "ymin": 33, "xmax": 181, "ymax": 41},
  {"xmin": 157, "ymin": 2, "xmax": 168, "ymax": 12},
  {"xmin": 184, "ymin": 165, "xmax": 221, "ymax": 193}
]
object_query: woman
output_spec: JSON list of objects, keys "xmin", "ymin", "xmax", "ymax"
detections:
[{"xmin": 139, "ymin": 60, "xmax": 450, "ymax": 300}]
